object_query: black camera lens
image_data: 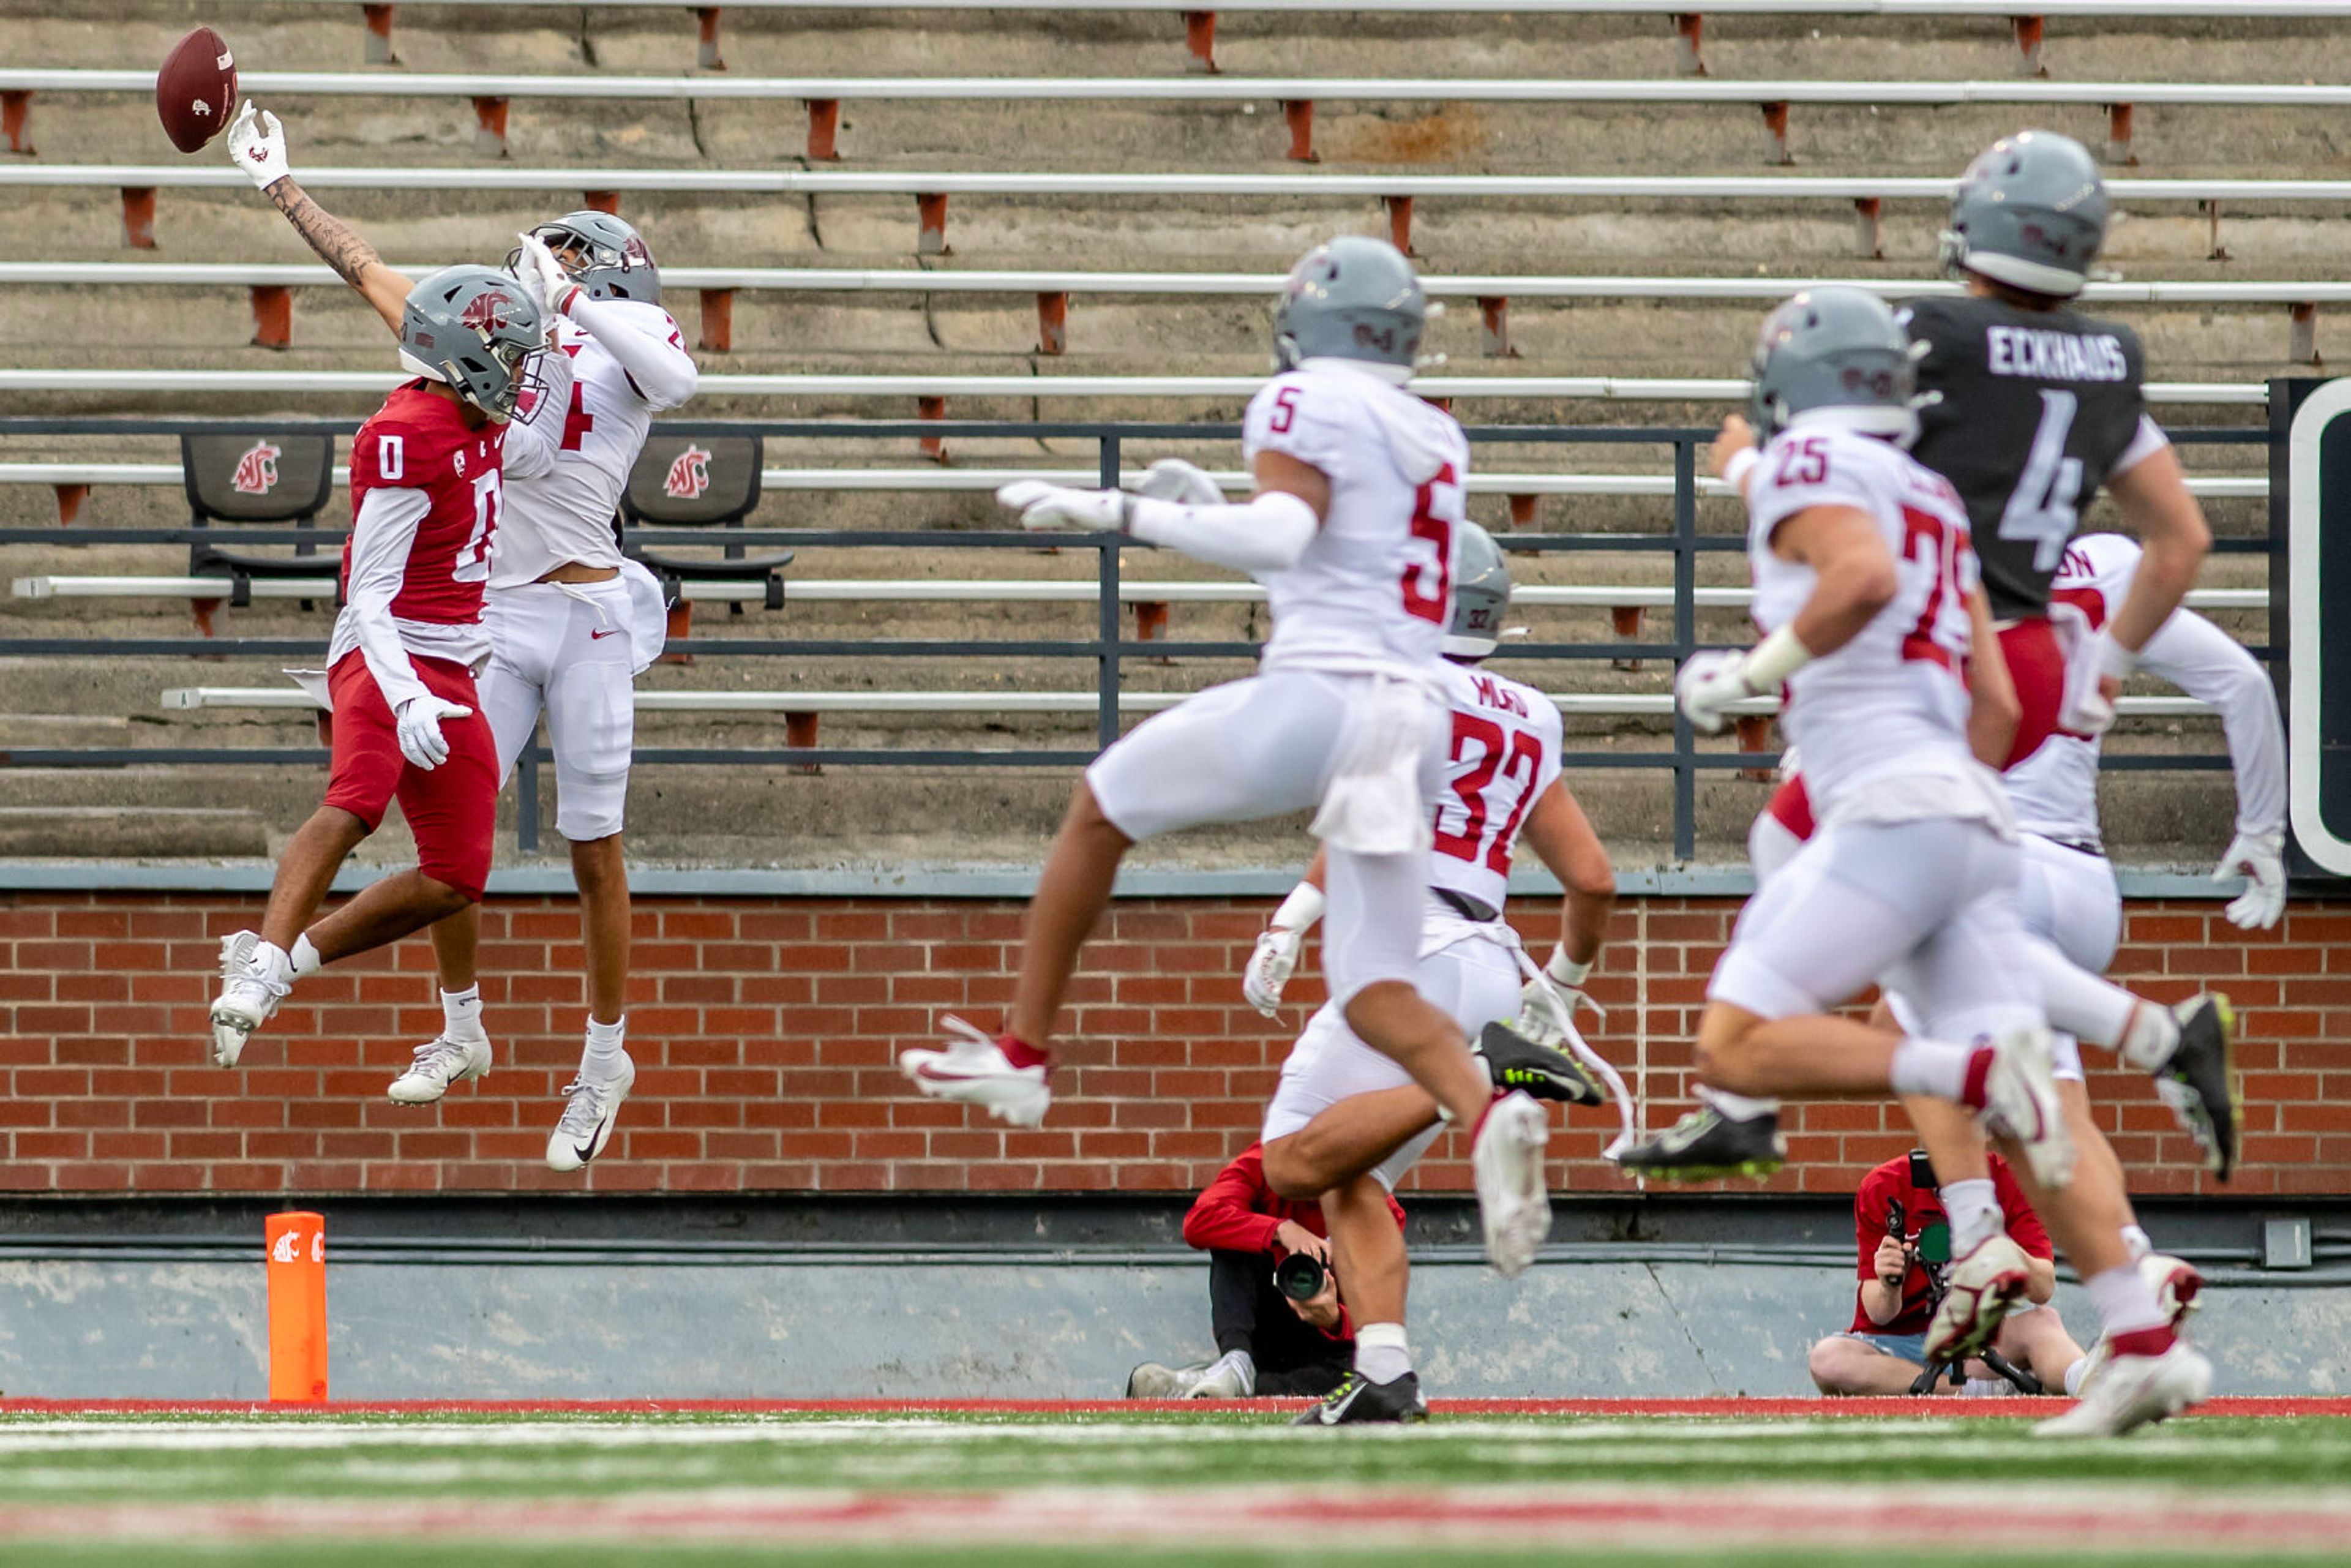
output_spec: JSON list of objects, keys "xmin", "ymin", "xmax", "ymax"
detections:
[{"xmin": 1273, "ymin": 1251, "xmax": 1327, "ymax": 1302}]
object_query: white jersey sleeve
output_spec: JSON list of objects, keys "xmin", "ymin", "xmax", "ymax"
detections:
[{"xmin": 2134, "ymin": 598, "xmax": 2287, "ymax": 845}]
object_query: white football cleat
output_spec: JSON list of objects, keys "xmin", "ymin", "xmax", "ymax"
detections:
[
  {"xmin": 2145, "ymin": 1252, "xmax": 2203, "ymax": 1330},
  {"xmin": 1187, "ymin": 1349, "xmax": 1256, "ymax": 1400},
  {"xmin": 899, "ymin": 1015, "xmax": 1052, "ymax": 1128},
  {"xmin": 1922, "ymin": 1234, "xmax": 2031, "ymax": 1365},
  {"xmin": 208, "ymin": 929, "xmax": 288, "ymax": 1068},
  {"xmin": 1124, "ymin": 1362, "xmax": 1208, "ymax": 1398},
  {"xmin": 1471, "ymin": 1090, "xmax": 1551, "ymax": 1279},
  {"xmin": 1974, "ymin": 1026, "xmax": 2075, "ymax": 1191},
  {"xmin": 2038, "ymin": 1341, "xmax": 2211, "ymax": 1438},
  {"xmin": 388, "ymin": 1033, "xmax": 492, "ymax": 1104},
  {"xmin": 546, "ymin": 1052, "xmax": 634, "ymax": 1172}
]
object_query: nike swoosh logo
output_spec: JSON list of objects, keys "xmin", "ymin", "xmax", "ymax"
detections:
[
  {"xmin": 574, "ymin": 1139, "xmax": 599, "ymax": 1163},
  {"xmin": 590, "ymin": 628, "xmax": 621, "ymax": 640}
]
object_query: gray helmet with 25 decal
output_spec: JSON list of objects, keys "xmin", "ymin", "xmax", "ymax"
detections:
[
  {"xmin": 1273, "ymin": 236, "xmax": 1428, "ymax": 376},
  {"xmin": 508, "ymin": 210, "xmax": 662, "ymax": 305},
  {"xmin": 399, "ymin": 263, "xmax": 549, "ymax": 421}
]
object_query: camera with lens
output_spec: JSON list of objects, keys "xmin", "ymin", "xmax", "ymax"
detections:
[{"xmin": 1273, "ymin": 1250, "xmax": 1328, "ymax": 1302}]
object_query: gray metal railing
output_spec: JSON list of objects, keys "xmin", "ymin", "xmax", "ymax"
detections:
[{"xmin": 0, "ymin": 417, "xmax": 2270, "ymax": 858}]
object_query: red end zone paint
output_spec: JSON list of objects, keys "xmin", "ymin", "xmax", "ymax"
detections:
[{"xmin": 3, "ymin": 1396, "xmax": 2345, "ymax": 1417}]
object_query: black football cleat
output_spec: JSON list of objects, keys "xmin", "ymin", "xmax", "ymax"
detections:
[
  {"xmin": 2153, "ymin": 994, "xmax": 2238, "ymax": 1181},
  {"xmin": 1291, "ymin": 1371, "xmax": 1428, "ymax": 1427},
  {"xmin": 1613, "ymin": 1104, "xmax": 1787, "ymax": 1182},
  {"xmin": 1476, "ymin": 1020, "xmax": 1603, "ymax": 1106}
]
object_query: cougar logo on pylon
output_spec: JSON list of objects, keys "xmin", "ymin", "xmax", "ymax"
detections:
[
  {"xmin": 664, "ymin": 445, "xmax": 713, "ymax": 500},
  {"xmin": 231, "ymin": 440, "xmax": 281, "ymax": 496},
  {"xmin": 459, "ymin": 289, "xmax": 516, "ymax": 334},
  {"xmin": 271, "ymin": 1231, "xmax": 301, "ymax": 1264}
]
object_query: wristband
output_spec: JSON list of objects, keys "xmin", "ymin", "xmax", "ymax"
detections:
[
  {"xmin": 1545, "ymin": 945, "xmax": 1592, "ymax": 988},
  {"xmin": 1739, "ymin": 624, "xmax": 1815, "ymax": 691},
  {"xmin": 1722, "ymin": 448, "xmax": 1760, "ymax": 493},
  {"xmin": 1269, "ymin": 880, "xmax": 1325, "ymax": 934}
]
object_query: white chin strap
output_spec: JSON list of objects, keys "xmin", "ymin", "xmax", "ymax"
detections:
[{"xmin": 396, "ymin": 350, "xmax": 451, "ymax": 385}]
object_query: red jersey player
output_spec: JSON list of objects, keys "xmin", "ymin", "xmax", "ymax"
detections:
[{"xmin": 208, "ymin": 263, "xmax": 548, "ymax": 1067}]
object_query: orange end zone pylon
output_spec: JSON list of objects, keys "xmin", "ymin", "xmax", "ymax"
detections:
[{"xmin": 265, "ymin": 1211, "xmax": 328, "ymax": 1403}]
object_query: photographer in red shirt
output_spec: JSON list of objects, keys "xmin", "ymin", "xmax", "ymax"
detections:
[
  {"xmin": 1810, "ymin": 1149, "xmax": 2087, "ymax": 1397},
  {"xmin": 1125, "ymin": 1142, "xmax": 1405, "ymax": 1400}
]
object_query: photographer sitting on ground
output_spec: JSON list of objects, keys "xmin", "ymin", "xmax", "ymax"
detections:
[
  {"xmin": 1810, "ymin": 1149, "xmax": 2087, "ymax": 1397},
  {"xmin": 1126, "ymin": 1141, "xmax": 1404, "ymax": 1398}
]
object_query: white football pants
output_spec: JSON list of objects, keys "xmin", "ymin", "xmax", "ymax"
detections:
[
  {"xmin": 478, "ymin": 577, "xmax": 639, "ymax": 842},
  {"xmin": 1261, "ymin": 921, "xmax": 1523, "ymax": 1190},
  {"xmin": 1086, "ymin": 669, "xmax": 1446, "ymax": 1007}
]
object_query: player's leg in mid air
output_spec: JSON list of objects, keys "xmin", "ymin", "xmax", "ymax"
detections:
[
  {"xmin": 213, "ymin": 657, "xmax": 497, "ymax": 1068},
  {"xmin": 1618, "ymin": 818, "xmax": 2069, "ymax": 1187}
]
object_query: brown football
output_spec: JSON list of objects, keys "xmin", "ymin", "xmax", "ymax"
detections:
[{"xmin": 156, "ymin": 27, "xmax": 239, "ymax": 153}]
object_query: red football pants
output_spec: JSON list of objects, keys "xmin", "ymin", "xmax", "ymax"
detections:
[{"xmin": 323, "ymin": 650, "xmax": 497, "ymax": 901}]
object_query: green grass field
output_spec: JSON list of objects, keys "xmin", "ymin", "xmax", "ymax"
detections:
[{"xmin": 2, "ymin": 1408, "xmax": 2346, "ymax": 1566}]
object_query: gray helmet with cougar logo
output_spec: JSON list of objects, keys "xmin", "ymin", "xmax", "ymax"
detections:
[
  {"xmin": 510, "ymin": 209, "xmax": 662, "ymax": 304},
  {"xmin": 1273, "ymin": 236, "xmax": 1427, "ymax": 375},
  {"xmin": 1938, "ymin": 129, "xmax": 2108, "ymax": 299},
  {"xmin": 1748, "ymin": 286, "xmax": 1918, "ymax": 444},
  {"xmin": 399, "ymin": 263, "xmax": 547, "ymax": 420},
  {"xmin": 1444, "ymin": 522, "xmax": 1512, "ymax": 661}
]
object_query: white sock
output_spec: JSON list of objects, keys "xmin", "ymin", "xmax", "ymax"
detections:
[
  {"xmin": 2085, "ymin": 1263, "xmax": 2167, "ymax": 1338},
  {"xmin": 1213, "ymin": 1348, "xmax": 1256, "ymax": 1394},
  {"xmin": 1888, "ymin": 1036, "xmax": 1971, "ymax": 1100},
  {"xmin": 2063, "ymin": 1356, "xmax": 2089, "ymax": 1397},
  {"xmin": 288, "ymin": 933, "xmax": 323, "ymax": 978},
  {"xmin": 1355, "ymin": 1321, "xmax": 1411, "ymax": 1384},
  {"xmin": 2120, "ymin": 1224, "xmax": 2154, "ymax": 1263},
  {"xmin": 1700, "ymin": 1086, "xmax": 1782, "ymax": 1120},
  {"xmin": 582, "ymin": 1015, "xmax": 628, "ymax": 1080},
  {"xmin": 2117, "ymin": 1003, "xmax": 2181, "ymax": 1074},
  {"xmin": 2030, "ymin": 939, "xmax": 2136, "ymax": 1049},
  {"xmin": 441, "ymin": 985, "xmax": 486, "ymax": 1042},
  {"xmin": 1940, "ymin": 1179, "xmax": 2003, "ymax": 1256},
  {"xmin": 252, "ymin": 940, "xmax": 294, "ymax": 987}
]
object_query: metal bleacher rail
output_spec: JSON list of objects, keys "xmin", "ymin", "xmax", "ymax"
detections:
[
  {"xmin": 7, "ymin": 165, "xmax": 2339, "ymax": 257},
  {"xmin": 6, "ymin": 69, "xmax": 2345, "ymax": 163},
  {"xmin": 0, "ymin": 415, "xmax": 2273, "ymax": 858},
  {"xmin": 220, "ymin": 1, "xmax": 2351, "ymax": 77},
  {"xmin": 5, "ymin": 266, "xmax": 2348, "ymax": 362}
]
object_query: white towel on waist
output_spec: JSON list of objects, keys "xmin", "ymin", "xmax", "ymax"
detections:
[{"xmin": 1308, "ymin": 674, "xmax": 1436, "ymax": 857}]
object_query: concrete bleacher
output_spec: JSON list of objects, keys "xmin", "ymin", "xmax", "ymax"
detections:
[{"xmin": 0, "ymin": 0, "xmax": 2305, "ymax": 869}]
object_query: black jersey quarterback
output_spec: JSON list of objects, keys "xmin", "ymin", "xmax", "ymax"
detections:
[{"xmin": 1905, "ymin": 293, "xmax": 2163, "ymax": 623}]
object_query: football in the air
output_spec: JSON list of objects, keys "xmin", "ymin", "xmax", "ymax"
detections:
[{"xmin": 156, "ymin": 26, "xmax": 238, "ymax": 153}]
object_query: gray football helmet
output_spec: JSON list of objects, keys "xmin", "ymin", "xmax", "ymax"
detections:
[
  {"xmin": 399, "ymin": 264, "xmax": 547, "ymax": 421},
  {"xmin": 1444, "ymin": 521, "xmax": 1512, "ymax": 661},
  {"xmin": 1748, "ymin": 286, "xmax": 1918, "ymax": 444},
  {"xmin": 1938, "ymin": 130, "xmax": 2107, "ymax": 299},
  {"xmin": 509, "ymin": 209, "xmax": 662, "ymax": 304},
  {"xmin": 1273, "ymin": 236, "xmax": 1426, "ymax": 375}
]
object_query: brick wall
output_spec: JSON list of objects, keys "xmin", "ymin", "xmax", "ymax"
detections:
[{"xmin": 1, "ymin": 893, "xmax": 2344, "ymax": 1198}]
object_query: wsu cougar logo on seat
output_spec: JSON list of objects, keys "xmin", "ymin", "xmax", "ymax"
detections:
[
  {"xmin": 231, "ymin": 440, "xmax": 282, "ymax": 496},
  {"xmin": 664, "ymin": 445, "xmax": 714, "ymax": 500}
]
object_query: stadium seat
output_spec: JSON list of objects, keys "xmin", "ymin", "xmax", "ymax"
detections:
[
  {"xmin": 179, "ymin": 432, "xmax": 339, "ymax": 636},
  {"xmin": 619, "ymin": 433, "xmax": 790, "ymax": 649}
]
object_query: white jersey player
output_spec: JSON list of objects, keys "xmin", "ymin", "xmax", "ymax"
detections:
[
  {"xmin": 228, "ymin": 105, "xmax": 695, "ymax": 1168},
  {"xmin": 898, "ymin": 238, "xmax": 1559, "ymax": 1278},
  {"xmin": 398, "ymin": 213, "xmax": 697, "ymax": 1171},
  {"xmin": 1224, "ymin": 527, "xmax": 1625, "ymax": 1423}
]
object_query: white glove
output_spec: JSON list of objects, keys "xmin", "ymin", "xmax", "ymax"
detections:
[
  {"xmin": 1242, "ymin": 926, "xmax": 1304, "ymax": 1017},
  {"xmin": 995, "ymin": 480, "xmax": 1130, "ymax": 533},
  {"xmin": 514, "ymin": 231, "xmax": 580, "ymax": 320},
  {"xmin": 1517, "ymin": 947, "xmax": 1592, "ymax": 1045},
  {"xmin": 1136, "ymin": 457, "xmax": 1224, "ymax": 506},
  {"xmin": 2216, "ymin": 830, "xmax": 2287, "ymax": 930},
  {"xmin": 228, "ymin": 99, "xmax": 290, "ymax": 191},
  {"xmin": 2059, "ymin": 628, "xmax": 2134, "ymax": 738},
  {"xmin": 394, "ymin": 696, "xmax": 472, "ymax": 771},
  {"xmin": 1676, "ymin": 649, "xmax": 1758, "ymax": 735}
]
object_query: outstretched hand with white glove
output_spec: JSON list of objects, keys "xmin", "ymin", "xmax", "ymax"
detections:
[
  {"xmin": 1136, "ymin": 457, "xmax": 1224, "ymax": 506},
  {"xmin": 1242, "ymin": 881, "xmax": 1325, "ymax": 1018},
  {"xmin": 2215, "ymin": 830, "xmax": 2287, "ymax": 930},
  {"xmin": 996, "ymin": 479, "xmax": 1130, "ymax": 533},
  {"xmin": 1517, "ymin": 946, "xmax": 1593, "ymax": 1045},
  {"xmin": 1676, "ymin": 649, "xmax": 1759, "ymax": 735},
  {"xmin": 227, "ymin": 99, "xmax": 290, "ymax": 191},
  {"xmin": 514, "ymin": 231, "xmax": 580, "ymax": 320},
  {"xmin": 394, "ymin": 696, "xmax": 473, "ymax": 771}
]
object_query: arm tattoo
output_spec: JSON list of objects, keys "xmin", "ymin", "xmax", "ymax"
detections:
[{"xmin": 266, "ymin": 179, "xmax": 383, "ymax": 290}]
